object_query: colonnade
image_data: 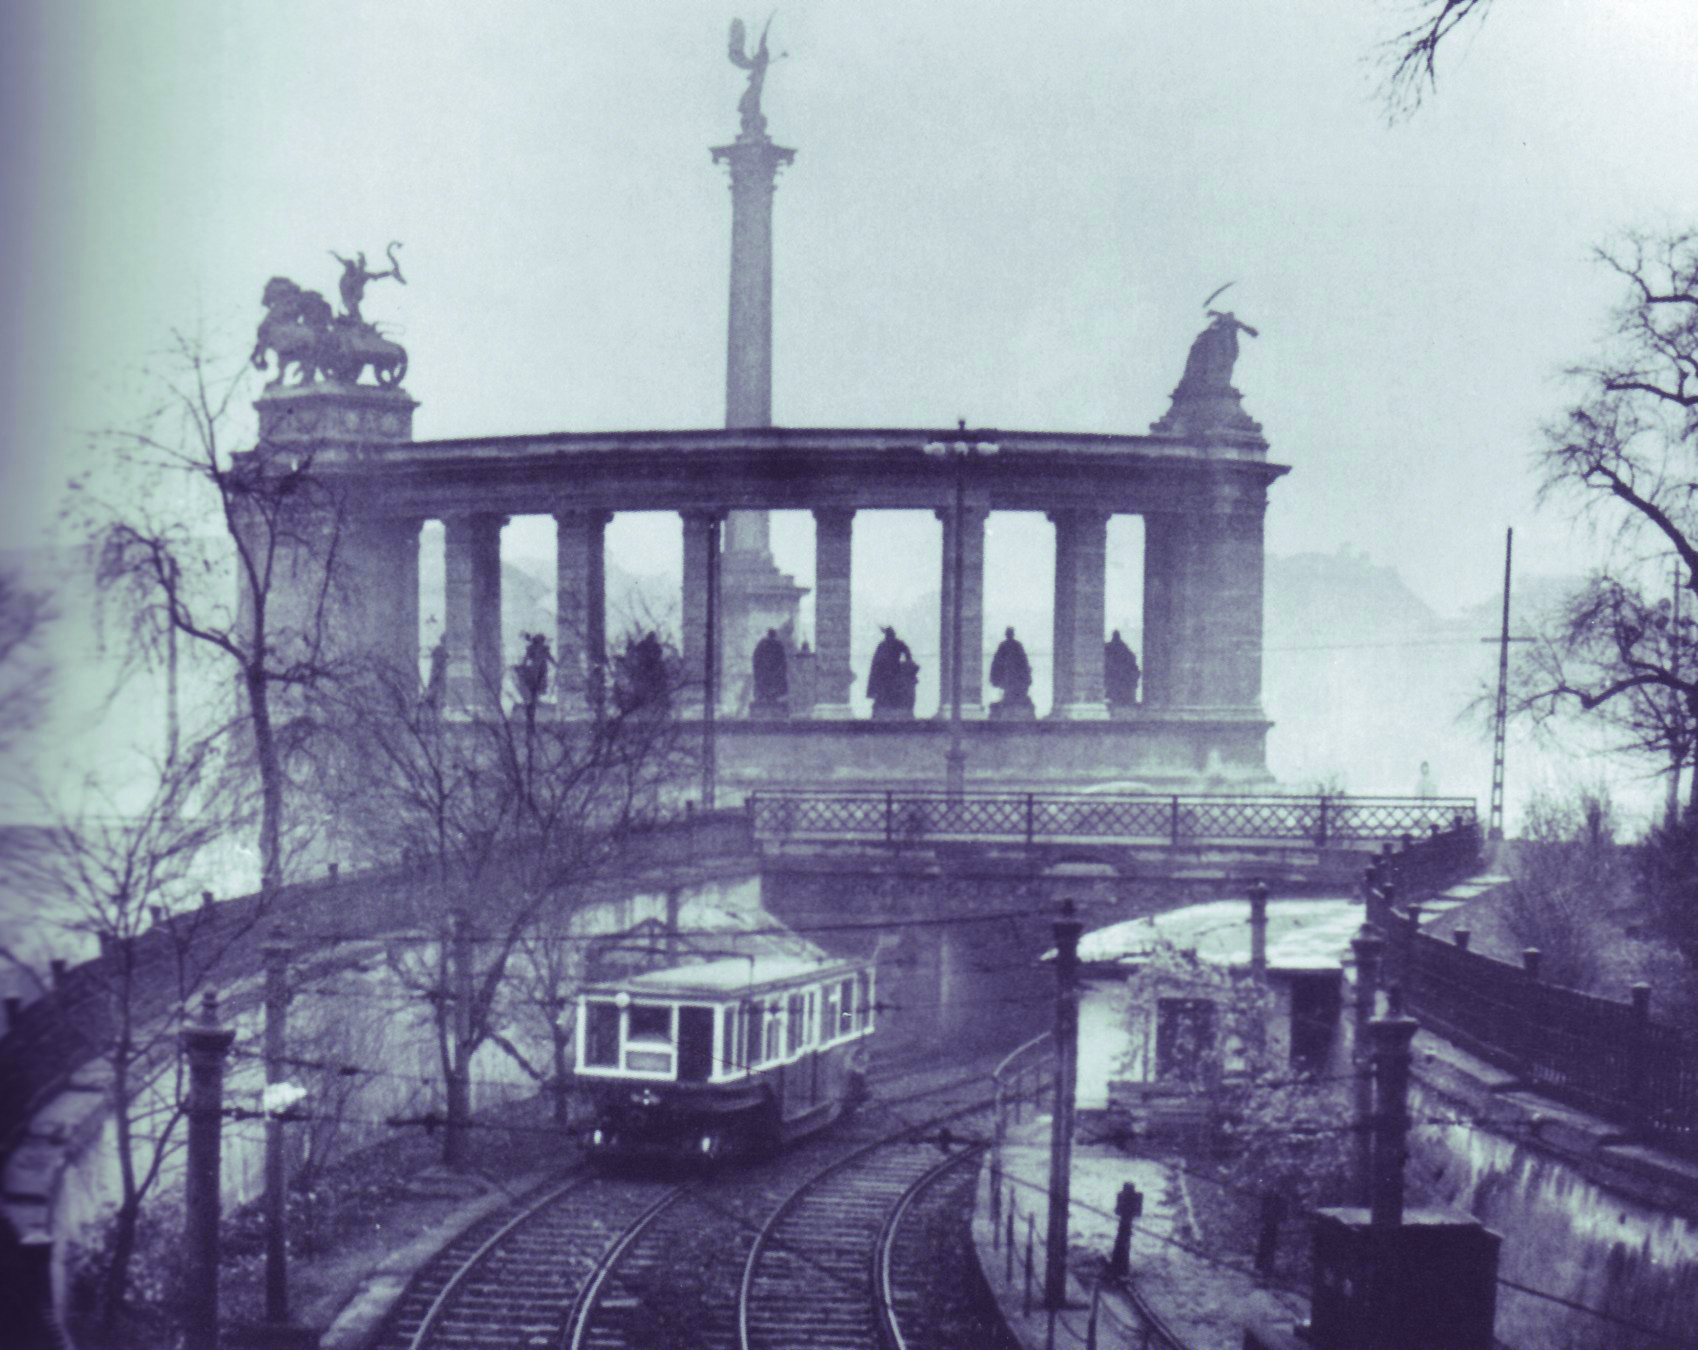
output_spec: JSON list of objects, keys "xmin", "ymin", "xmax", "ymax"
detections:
[{"xmin": 344, "ymin": 497, "xmax": 1265, "ymax": 722}]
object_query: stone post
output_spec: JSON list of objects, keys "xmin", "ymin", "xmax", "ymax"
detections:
[
  {"xmin": 555, "ymin": 509, "xmax": 610, "ymax": 716},
  {"xmin": 181, "ymin": 992, "xmax": 235, "ymax": 1350},
  {"xmin": 1049, "ymin": 509, "xmax": 1110, "ymax": 719},
  {"xmin": 443, "ymin": 513, "xmax": 504, "ymax": 714},
  {"xmin": 1368, "ymin": 1011, "xmax": 1419, "ymax": 1230},
  {"xmin": 1351, "ymin": 924, "xmax": 1385, "ymax": 1207},
  {"xmin": 812, "ymin": 507, "xmax": 855, "ymax": 716},
  {"xmin": 936, "ymin": 499, "xmax": 988, "ymax": 719}
]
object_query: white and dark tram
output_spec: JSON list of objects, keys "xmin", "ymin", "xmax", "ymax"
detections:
[{"xmin": 575, "ymin": 951, "xmax": 876, "ymax": 1160}]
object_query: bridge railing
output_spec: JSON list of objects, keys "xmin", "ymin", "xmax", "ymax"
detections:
[
  {"xmin": 1366, "ymin": 837, "xmax": 1696, "ymax": 1160},
  {"xmin": 748, "ymin": 791, "xmax": 1478, "ymax": 849}
]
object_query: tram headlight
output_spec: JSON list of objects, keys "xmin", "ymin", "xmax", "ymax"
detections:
[
  {"xmin": 591, "ymin": 1128, "xmax": 606, "ymax": 1148},
  {"xmin": 699, "ymin": 1134, "xmax": 716, "ymax": 1155}
]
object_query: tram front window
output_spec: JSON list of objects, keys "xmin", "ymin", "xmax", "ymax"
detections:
[{"xmin": 626, "ymin": 1002, "xmax": 674, "ymax": 1074}]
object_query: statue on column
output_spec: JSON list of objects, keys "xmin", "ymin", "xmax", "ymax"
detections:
[
  {"xmin": 514, "ymin": 632, "xmax": 553, "ymax": 728},
  {"xmin": 751, "ymin": 627, "xmax": 789, "ymax": 716},
  {"xmin": 423, "ymin": 636, "xmax": 449, "ymax": 715},
  {"xmin": 988, "ymin": 626, "xmax": 1035, "ymax": 721},
  {"xmin": 1105, "ymin": 630, "xmax": 1141, "ymax": 710},
  {"xmin": 1175, "ymin": 284, "xmax": 1258, "ymax": 396},
  {"xmin": 867, "ymin": 626, "xmax": 919, "ymax": 719},
  {"xmin": 727, "ymin": 16, "xmax": 782, "ymax": 137},
  {"xmin": 330, "ymin": 242, "xmax": 406, "ymax": 325}
]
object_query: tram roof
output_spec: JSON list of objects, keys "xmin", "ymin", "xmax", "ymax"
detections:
[{"xmin": 602, "ymin": 952, "xmax": 863, "ymax": 997}]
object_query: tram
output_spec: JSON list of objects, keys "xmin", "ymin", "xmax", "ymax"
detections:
[{"xmin": 575, "ymin": 948, "xmax": 876, "ymax": 1161}]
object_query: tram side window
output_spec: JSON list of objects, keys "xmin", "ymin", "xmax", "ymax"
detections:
[
  {"xmin": 763, "ymin": 998, "xmax": 784, "ymax": 1063},
  {"xmin": 585, "ymin": 1000, "xmax": 620, "ymax": 1067},
  {"xmin": 824, "ymin": 983, "xmax": 841, "ymax": 1043},
  {"xmin": 837, "ymin": 977, "xmax": 855, "ymax": 1036},
  {"xmin": 721, "ymin": 1004, "xmax": 740, "ymax": 1075},
  {"xmin": 806, "ymin": 990, "xmax": 817, "ymax": 1045},
  {"xmin": 744, "ymin": 1000, "xmax": 762, "ymax": 1067},
  {"xmin": 786, "ymin": 992, "xmax": 806, "ymax": 1054},
  {"xmin": 857, "ymin": 970, "xmax": 874, "ymax": 1030}
]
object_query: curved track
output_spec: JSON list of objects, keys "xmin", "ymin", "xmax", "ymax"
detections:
[{"xmin": 369, "ymin": 1063, "xmax": 1006, "ymax": 1350}]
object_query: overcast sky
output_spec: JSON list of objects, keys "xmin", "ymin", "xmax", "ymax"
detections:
[
  {"xmin": 6, "ymin": 1, "xmax": 1698, "ymax": 833},
  {"xmin": 7, "ymin": 0, "xmax": 1698, "ymax": 614}
]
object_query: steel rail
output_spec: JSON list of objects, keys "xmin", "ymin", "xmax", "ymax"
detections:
[
  {"xmin": 873, "ymin": 1144, "xmax": 986, "ymax": 1350},
  {"xmin": 736, "ymin": 1094, "xmax": 993, "ymax": 1350}
]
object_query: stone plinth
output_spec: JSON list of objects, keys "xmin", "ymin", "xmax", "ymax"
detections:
[{"xmin": 255, "ymin": 382, "xmax": 417, "ymax": 445}]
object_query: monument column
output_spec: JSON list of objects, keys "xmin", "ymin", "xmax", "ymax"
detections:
[
  {"xmin": 936, "ymin": 500, "xmax": 989, "ymax": 717},
  {"xmin": 555, "ymin": 509, "xmax": 610, "ymax": 715},
  {"xmin": 711, "ymin": 28, "xmax": 806, "ymax": 707},
  {"xmin": 334, "ymin": 512, "xmax": 421, "ymax": 686},
  {"xmin": 1141, "ymin": 512, "xmax": 1186, "ymax": 707},
  {"xmin": 1049, "ymin": 509, "xmax": 1110, "ymax": 719},
  {"xmin": 374, "ymin": 516, "xmax": 423, "ymax": 685},
  {"xmin": 443, "ymin": 513, "xmax": 504, "ymax": 714},
  {"xmin": 812, "ymin": 507, "xmax": 855, "ymax": 717}
]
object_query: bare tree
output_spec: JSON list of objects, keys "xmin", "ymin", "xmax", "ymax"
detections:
[
  {"xmin": 0, "ymin": 570, "xmax": 50, "ymax": 758},
  {"xmin": 1379, "ymin": 0, "xmax": 1497, "ymax": 118},
  {"xmin": 323, "ymin": 649, "xmax": 693, "ymax": 1166},
  {"xmin": 4, "ymin": 728, "xmax": 251, "ymax": 1335},
  {"xmin": 85, "ymin": 333, "xmax": 353, "ymax": 895},
  {"xmin": 1503, "ymin": 234, "xmax": 1698, "ymax": 804}
]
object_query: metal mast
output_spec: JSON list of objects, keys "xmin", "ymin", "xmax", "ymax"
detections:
[{"xmin": 1489, "ymin": 528, "xmax": 1513, "ymax": 842}]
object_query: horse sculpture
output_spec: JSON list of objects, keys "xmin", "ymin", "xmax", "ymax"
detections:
[{"xmin": 252, "ymin": 275, "xmax": 407, "ymax": 388}]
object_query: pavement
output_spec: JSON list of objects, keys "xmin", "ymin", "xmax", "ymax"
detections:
[{"xmin": 973, "ymin": 1116, "xmax": 1306, "ymax": 1350}]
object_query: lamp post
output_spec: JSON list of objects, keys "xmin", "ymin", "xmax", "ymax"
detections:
[{"xmin": 923, "ymin": 422, "xmax": 999, "ymax": 800}]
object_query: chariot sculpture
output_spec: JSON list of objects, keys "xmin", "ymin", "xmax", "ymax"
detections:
[{"xmin": 252, "ymin": 242, "xmax": 408, "ymax": 388}]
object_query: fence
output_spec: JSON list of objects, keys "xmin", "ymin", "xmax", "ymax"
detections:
[
  {"xmin": 1365, "ymin": 834, "xmax": 1697, "ymax": 1160},
  {"xmin": 748, "ymin": 791, "xmax": 1477, "ymax": 850},
  {"xmin": 986, "ymin": 1032, "xmax": 1187, "ymax": 1348}
]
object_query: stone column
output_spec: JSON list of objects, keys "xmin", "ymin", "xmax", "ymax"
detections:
[
  {"xmin": 1049, "ymin": 509, "xmax": 1110, "ymax": 719},
  {"xmin": 1142, "ymin": 502, "xmax": 1267, "ymax": 710},
  {"xmin": 936, "ymin": 500, "xmax": 988, "ymax": 718},
  {"xmin": 443, "ymin": 513, "xmax": 504, "ymax": 714},
  {"xmin": 812, "ymin": 507, "xmax": 855, "ymax": 717},
  {"xmin": 555, "ymin": 509, "xmax": 610, "ymax": 716},
  {"xmin": 681, "ymin": 510, "xmax": 719, "ymax": 712},
  {"xmin": 370, "ymin": 516, "xmax": 422, "ymax": 685},
  {"xmin": 713, "ymin": 133, "xmax": 796, "ymax": 558},
  {"xmin": 1140, "ymin": 512, "xmax": 1184, "ymax": 707}
]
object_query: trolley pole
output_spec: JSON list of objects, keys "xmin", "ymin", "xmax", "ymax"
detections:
[
  {"xmin": 181, "ymin": 992, "xmax": 235, "ymax": 1350},
  {"xmin": 1045, "ymin": 899, "xmax": 1084, "ymax": 1311}
]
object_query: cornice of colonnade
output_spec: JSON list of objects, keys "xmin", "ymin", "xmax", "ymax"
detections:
[{"xmin": 291, "ymin": 425, "xmax": 1290, "ymax": 521}]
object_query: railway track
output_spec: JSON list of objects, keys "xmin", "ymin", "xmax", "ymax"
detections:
[{"xmin": 369, "ymin": 1062, "xmax": 1006, "ymax": 1350}]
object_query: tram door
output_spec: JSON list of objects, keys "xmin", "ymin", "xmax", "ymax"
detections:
[{"xmin": 678, "ymin": 1005, "xmax": 715, "ymax": 1083}]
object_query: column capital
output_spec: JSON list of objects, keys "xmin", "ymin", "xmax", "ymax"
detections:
[
  {"xmin": 553, "ymin": 506, "xmax": 613, "ymax": 528},
  {"xmin": 681, "ymin": 507, "xmax": 728, "ymax": 526},
  {"xmin": 812, "ymin": 504, "xmax": 857, "ymax": 528}
]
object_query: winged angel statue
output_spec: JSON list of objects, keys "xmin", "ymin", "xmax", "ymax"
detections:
[{"xmin": 728, "ymin": 16, "xmax": 781, "ymax": 137}]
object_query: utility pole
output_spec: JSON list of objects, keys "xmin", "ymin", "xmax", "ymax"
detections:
[
  {"xmin": 181, "ymin": 991, "xmax": 235, "ymax": 1350},
  {"xmin": 1044, "ymin": 899, "xmax": 1083, "ymax": 1311},
  {"xmin": 703, "ymin": 513, "xmax": 721, "ymax": 810},
  {"xmin": 1487, "ymin": 528, "xmax": 1513, "ymax": 843},
  {"xmin": 263, "ymin": 931, "xmax": 289, "ymax": 1324}
]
